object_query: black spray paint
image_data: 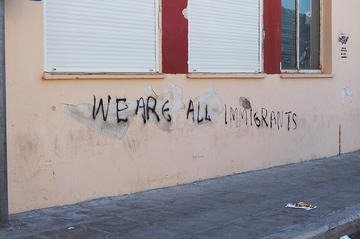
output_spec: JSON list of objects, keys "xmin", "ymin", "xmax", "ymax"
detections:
[
  {"xmin": 93, "ymin": 95, "xmax": 111, "ymax": 121},
  {"xmin": 92, "ymin": 95, "xmax": 297, "ymax": 131},
  {"xmin": 186, "ymin": 100, "xmax": 211, "ymax": 123},
  {"xmin": 224, "ymin": 97, "xmax": 298, "ymax": 131},
  {"xmin": 93, "ymin": 95, "xmax": 172, "ymax": 125},
  {"xmin": 116, "ymin": 98, "xmax": 128, "ymax": 123}
]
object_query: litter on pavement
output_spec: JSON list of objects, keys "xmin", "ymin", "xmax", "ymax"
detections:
[
  {"xmin": 340, "ymin": 236, "xmax": 351, "ymax": 239},
  {"xmin": 286, "ymin": 202, "xmax": 317, "ymax": 210}
]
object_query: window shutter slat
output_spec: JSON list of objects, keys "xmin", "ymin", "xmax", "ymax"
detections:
[
  {"xmin": 45, "ymin": 0, "xmax": 158, "ymax": 73},
  {"xmin": 188, "ymin": 0, "xmax": 262, "ymax": 73}
]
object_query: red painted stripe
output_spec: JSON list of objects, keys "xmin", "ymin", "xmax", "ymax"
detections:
[
  {"xmin": 263, "ymin": 0, "xmax": 282, "ymax": 74},
  {"xmin": 162, "ymin": 0, "xmax": 188, "ymax": 74}
]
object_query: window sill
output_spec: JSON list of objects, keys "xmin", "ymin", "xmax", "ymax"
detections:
[
  {"xmin": 187, "ymin": 73, "xmax": 266, "ymax": 79},
  {"xmin": 281, "ymin": 73, "xmax": 334, "ymax": 79},
  {"xmin": 42, "ymin": 73, "xmax": 165, "ymax": 80}
]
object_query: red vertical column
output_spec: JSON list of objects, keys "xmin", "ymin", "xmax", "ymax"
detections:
[
  {"xmin": 263, "ymin": 0, "xmax": 282, "ymax": 74},
  {"xmin": 162, "ymin": 0, "xmax": 188, "ymax": 74}
]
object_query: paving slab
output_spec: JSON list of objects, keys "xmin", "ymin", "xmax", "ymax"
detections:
[{"xmin": 1, "ymin": 151, "xmax": 360, "ymax": 239}]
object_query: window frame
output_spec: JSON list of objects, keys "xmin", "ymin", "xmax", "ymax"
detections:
[
  {"xmin": 187, "ymin": 0, "xmax": 264, "ymax": 74},
  {"xmin": 281, "ymin": 0, "xmax": 323, "ymax": 74},
  {"xmin": 43, "ymin": 0, "xmax": 161, "ymax": 74}
]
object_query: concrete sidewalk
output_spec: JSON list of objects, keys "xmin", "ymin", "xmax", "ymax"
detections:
[{"xmin": 1, "ymin": 151, "xmax": 360, "ymax": 239}]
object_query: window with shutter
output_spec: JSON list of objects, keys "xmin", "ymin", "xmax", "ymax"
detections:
[
  {"xmin": 188, "ymin": 0, "xmax": 262, "ymax": 73},
  {"xmin": 44, "ymin": 0, "xmax": 159, "ymax": 73}
]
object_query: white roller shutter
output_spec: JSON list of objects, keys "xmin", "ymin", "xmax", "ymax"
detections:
[
  {"xmin": 44, "ymin": 0, "xmax": 159, "ymax": 73},
  {"xmin": 188, "ymin": 0, "xmax": 262, "ymax": 73}
]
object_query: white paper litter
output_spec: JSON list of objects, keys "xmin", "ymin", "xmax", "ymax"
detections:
[
  {"xmin": 285, "ymin": 202, "xmax": 317, "ymax": 211},
  {"xmin": 340, "ymin": 236, "xmax": 351, "ymax": 239}
]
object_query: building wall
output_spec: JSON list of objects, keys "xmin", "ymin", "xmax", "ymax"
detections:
[{"xmin": 5, "ymin": 0, "xmax": 360, "ymax": 214}]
